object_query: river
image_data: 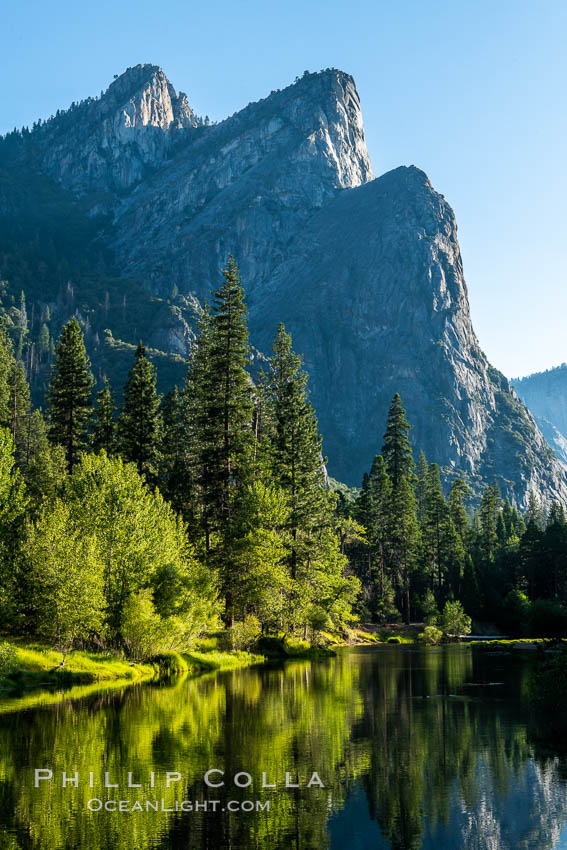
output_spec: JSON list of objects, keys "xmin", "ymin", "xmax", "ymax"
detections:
[{"xmin": 0, "ymin": 645, "xmax": 566, "ymax": 849}]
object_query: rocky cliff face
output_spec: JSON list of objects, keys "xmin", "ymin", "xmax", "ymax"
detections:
[
  {"xmin": 249, "ymin": 166, "xmax": 566, "ymax": 502},
  {"xmin": 514, "ymin": 366, "xmax": 567, "ymax": 465},
  {"xmin": 111, "ymin": 68, "xmax": 372, "ymax": 300},
  {"xmin": 39, "ymin": 64, "xmax": 197, "ymax": 200},
  {"xmin": 2, "ymin": 64, "xmax": 565, "ymax": 507}
]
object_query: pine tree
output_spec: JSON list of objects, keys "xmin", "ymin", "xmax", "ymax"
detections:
[
  {"xmin": 266, "ymin": 322, "xmax": 328, "ymax": 578},
  {"xmin": 385, "ymin": 475, "xmax": 421, "ymax": 624},
  {"xmin": 448, "ymin": 479, "xmax": 469, "ymax": 541},
  {"xmin": 47, "ymin": 317, "xmax": 93, "ymax": 471},
  {"xmin": 178, "ymin": 306, "xmax": 213, "ymax": 534},
  {"xmin": 366, "ymin": 455, "xmax": 395, "ymax": 621},
  {"xmin": 0, "ymin": 323, "xmax": 13, "ymax": 428},
  {"xmin": 92, "ymin": 380, "xmax": 116, "ymax": 454},
  {"xmin": 117, "ymin": 342, "xmax": 162, "ymax": 486},
  {"xmin": 416, "ymin": 450, "xmax": 429, "ymax": 523},
  {"xmin": 160, "ymin": 386, "xmax": 186, "ymax": 512},
  {"xmin": 478, "ymin": 483, "xmax": 500, "ymax": 564},
  {"xmin": 380, "ymin": 394, "xmax": 420, "ymax": 621},
  {"xmin": 196, "ymin": 258, "xmax": 254, "ymax": 547},
  {"xmin": 422, "ymin": 463, "xmax": 448, "ymax": 596},
  {"xmin": 382, "ymin": 393, "xmax": 414, "ymax": 486}
]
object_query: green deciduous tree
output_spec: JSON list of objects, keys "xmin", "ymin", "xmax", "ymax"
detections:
[
  {"xmin": 0, "ymin": 427, "xmax": 27, "ymax": 623},
  {"xmin": 24, "ymin": 501, "xmax": 104, "ymax": 652},
  {"xmin": 63, "ymin": 452, "xmax": 217, "ymax": 646}
]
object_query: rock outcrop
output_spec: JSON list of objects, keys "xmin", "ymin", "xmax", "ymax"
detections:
[
  {"xmin": 514, "ymin": 365, "xmax": 567, "ymax": 465},
  {"xmin": 2, "ymin": 64, "xmax": 565, "ymax": 507},
  {"xmin": 39, "ymin": 64, "xmax": 198, "ymax": 199}
]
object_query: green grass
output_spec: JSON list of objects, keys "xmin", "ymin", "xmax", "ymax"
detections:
[
  {"xmin": 182, "ymin": 649, "xmax": 264, "ymax": 671},
  {"xmin": 1, "ymin": 644, "xmax": 156, "ymax": 690},
  {"xmin": 0, "ymin": 641, "xmax": 264, "ymax": 696}
]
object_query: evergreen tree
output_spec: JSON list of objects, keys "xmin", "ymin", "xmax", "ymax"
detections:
[
  {"xmin": 0, "ymin": 322, "xmax": 13, "ymax": 426},
  {"xmin": 92, "ymin": 380, "xmax": 116, "ymax": 454},
  {"xmin": 381, "ymin": 393, "xmax": 414, "ymax": 486},
  {"xmin": 380, "ymin": 394, "xmax": 419, "ymax": 622},
  {"xmin": 415, "ymin": 450, "xmax": 429, "ymax": 524},
  {"xmin": 448, "ymin": 478, "xmax": 469, "ymax": 541},
  {"xmin": 267, "ymin": 322, "xmax": 328, "ymax": 578},
  {"xmin": 422, "ymin": 463, "xmax": 447, "ymax": 596},
  {"xmin": 21, "ymin": 410, "xmax": 66, "ymax": 513},
  {"xmin": 47, "ymin": 317, "xmax": 93, "ymax": 471},
  {"xmin": 478, "ymin": 483, "xmax": 500, "ymax": 564},
  {"xmin": 117, "ymin": 342, "xmax": 163, "ymax": 486},
  {"xmin": 178, "ymin": 304, "xmax": 213, "ymax": 534},
  {"xmin": 197, "ymin": 258, "xmax": 254, "ymax": 549},
  {"xmin": 384, "ymin": 475, "xmax": 420, "ymax": 623},
  {"xmin": 160, "ymin": 387, "xmax": 186, "ymax": 512}
]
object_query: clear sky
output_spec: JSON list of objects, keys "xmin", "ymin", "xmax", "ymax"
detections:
[{"xmin": 2, "ymin": 0, "xmax": 566, "ymax": 379}]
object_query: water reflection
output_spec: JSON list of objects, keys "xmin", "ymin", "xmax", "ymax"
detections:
[{"xmin": 0, "ymin": 646, "xmax": 565, "ymax": 849}]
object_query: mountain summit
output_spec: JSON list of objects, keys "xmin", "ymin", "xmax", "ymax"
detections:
[{"xmin": 1, "ymin": 65, "xmax": 565, "ymax": 506}]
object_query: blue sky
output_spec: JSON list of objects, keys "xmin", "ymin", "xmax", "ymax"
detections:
[{"xmin": 2, "ymin": 0, "xmax": 566, "ymax": 378}]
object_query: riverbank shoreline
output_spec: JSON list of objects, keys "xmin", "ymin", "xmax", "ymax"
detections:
[{"xmin": 0, "ymin": 642, "xmax": 265, "ymax": 695}]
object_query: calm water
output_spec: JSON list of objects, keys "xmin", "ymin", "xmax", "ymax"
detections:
[{"xmin": 1, "ymin": 646, "xmax": 567, "ymax": 850}]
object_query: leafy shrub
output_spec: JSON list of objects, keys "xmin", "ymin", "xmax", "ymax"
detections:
[
  {"xmin": 440, "ymin": 600, "xmax": 472, "ymax": 637},
  {"xmin": 528, "ymin": 599, "xmax": 567, "ymax": 638},
  {"xmin": 501, "ymin": 589, "xmax": 530, "ymax": 636},
  {"xmin": 194, "ymin": 636, "xmax": 218, "ymax": 652},
  {"xmin": 284, "ymin": 636, "xmax": 310, "ymax": 655},
  {"xmin": 0, "ymin": 642, "xmax": 16, "ymax": 674},
  {"xmin": 418, "ymin": 626, "xmax": 443, "ymax": 645},
  {"xmin": 419, "ymin": 590, "xmax": 439, "ymax": 626},
  {"xmin": 150, "ymin": 651, "xmax": 186, "ymax": 675},
  {"xmin": 387, "ymin": 636, "xmax": 402, "ymax": 644},
  {"xmin": 227, "ymin": 615, "xmax": 261, "ymax": 651},
  {"xmin": 122, "ymin": 590, "xmax": 166, "ymax": 659},
  {"xmin": 308, "ymin": 607, "xmax": 328, "ymax": 638}
]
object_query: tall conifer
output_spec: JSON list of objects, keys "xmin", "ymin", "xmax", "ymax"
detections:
[
  {"xmin": 47, "ymin": 317, "xmax": 93, "ymax": 471},
  {"xmin": 92, "ymin": 380, "xmax": 116, "ymax": 454},
  {"xmin": 117, "ymin": 342, "xmax": 162, "ymax": 486},
  {"xmin": 267, "ymin": 322, "xmax": 327, "ymax": 578}
]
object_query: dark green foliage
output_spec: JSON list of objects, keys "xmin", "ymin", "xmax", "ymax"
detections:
[
  {"xmin": 194, "ymin": 259, "xmax": 254, "ymax": 545},
  {"xmin": 381, "ymin": 393, "xmax": 414, "ymax": 486},
  {"xmin": 91, "ymin": 380, "xmax": 116, "ymax": 454},
  {"xmin": 160, "ymin": 386, "xmax": 187, "ymax": 513},
  {"xmin": 266, "ymin": 322, "xmax": 328, "ymax": 577},
  {"xmin": 117, "ymin": 342, "xmax": 163, "ymax": 485},
  {"xmin": 528, "ymin": 652, "xmax": 567, "ymax": 711},
  {"xmin": 47, "ymin": 317, "xmax": 94, "ymax": 471}
]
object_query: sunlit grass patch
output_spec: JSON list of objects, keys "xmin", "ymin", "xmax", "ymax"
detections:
[
  {"xmin": 1, "ymin": 642, "xmax": 155, "ymax": 686},
  {"xmin": 182, "ymin": 649, "xmax": 264, "ymax": 670}
]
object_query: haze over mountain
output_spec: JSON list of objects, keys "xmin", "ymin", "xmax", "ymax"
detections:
[
  {"xmin": 0, "ymin": 62, "xmax": 565, "ymax": 506},
  {"xmin": 514, "ymin": 366, "xmax": 567, "ymax": 466}
]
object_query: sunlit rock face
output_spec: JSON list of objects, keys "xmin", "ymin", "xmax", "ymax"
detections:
[
  {"xmin": 23, "ymin": 64, "xmax": 567, "ymax": 504},
  {"xmin": 40, "ymin": 64, "xmax": 197, "ymax": 197},
  {"xmin": 110, "ymin": 68, "xmax": 373, "ymax": 303}
]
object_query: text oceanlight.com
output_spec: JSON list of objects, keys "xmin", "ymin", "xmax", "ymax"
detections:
[
  {"xmin": 33, "ymin": 769, "xmax": 325, "ymax": 814},
  {"xmin": 86, "ymin": 799, "xmax": 270, "ymax": 813}
]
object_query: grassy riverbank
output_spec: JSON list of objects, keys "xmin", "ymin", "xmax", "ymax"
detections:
[{"xmin": 0, "ymin": 641, "xmax": 264, "ymax": 694}]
